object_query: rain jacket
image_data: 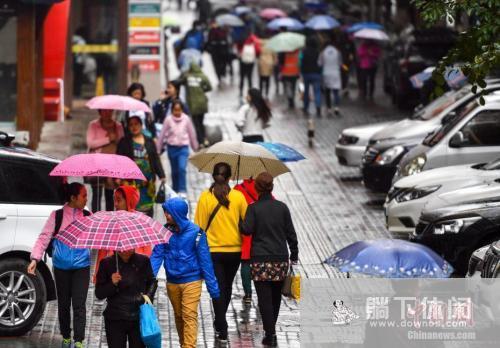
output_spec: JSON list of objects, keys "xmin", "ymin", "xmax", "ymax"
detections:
[
  {"xmin": 234, "ymin": 179, "xmax": 259, "ymax": 260},
  {"xmin": 150, "ymin": 198, "xmax": 220, "ymax": 299},
  {"xmin": 179, "ymin": 63, "xmax": 212, "ymax": 116},
  {"xmin": 31, "ymin": 204, "xmax": 91, "ymax": 270}
]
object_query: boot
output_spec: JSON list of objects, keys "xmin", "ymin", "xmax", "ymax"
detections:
[{"xmin": 262, "ymin": 334, "xmax": 278, "ymax": 347}]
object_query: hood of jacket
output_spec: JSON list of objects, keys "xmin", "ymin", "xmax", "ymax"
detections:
[
  {"xmin": 162, "ymin": 197, "xmax": 194, "ymax": 233},
  {"xmin": 117, "ymin": 185, "xmax": 140, "ymax": 211},
  {"xmin": 188, "ymin": 62, "xmax": 203, "ymax": 74}
]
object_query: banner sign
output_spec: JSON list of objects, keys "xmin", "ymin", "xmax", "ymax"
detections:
[
  {"xmin": 129, "ymin": 3, "xmax": 161, "ymax": 14},
  {"xmin": 129, "ymin": 30, "xmax": 161, "ymax": 45},
  {"xmin": 129, "ymin": 17, "xmax": 160, "ymax": 28},
  {"xmin": 129, "ymin": 46, "xmax": 160, "ymax": 55}
]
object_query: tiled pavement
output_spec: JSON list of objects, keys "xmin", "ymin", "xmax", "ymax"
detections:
[{"xmin": 12, "ymin": 9, "xmax": 411, "ymax": 348}]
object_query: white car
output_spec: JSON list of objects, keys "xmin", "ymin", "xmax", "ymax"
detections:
[{"xmin": 385, "ymin": 158, "xmax": 500, "ymax": 234}]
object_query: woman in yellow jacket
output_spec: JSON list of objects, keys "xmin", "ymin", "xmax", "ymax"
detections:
[{"xmin": 194, "ymin": 162, "xmax": 248, "ymax": 344}]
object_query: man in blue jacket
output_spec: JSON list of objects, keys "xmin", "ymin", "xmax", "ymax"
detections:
[{"xmin": 150, "ymin": 197, "xmax": 219, "ymax": 347}]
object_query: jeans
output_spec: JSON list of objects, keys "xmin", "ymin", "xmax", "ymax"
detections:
[
  {"xmin": 192, "ymin": 113, "xmax": 205, "ymax": 145},
  {"xmin": 91, "ymin": 185, "xmax": 114, "ymax": 212},
  {"xmin": 239, "ymin": 61, "xmax": 254, "ymax": 96},
  {"xmin": 211, "ymin": 252, "xmax": 241, "ymax": 336},
  {"xmin": 282, "ymin": 76, "xmax": 298, "ymax": 108},
  {"xmin": 254, "ymin": 281, "xmax": 284, "ymax": 336},
  {"xmin": 167, "ymin": 145, "xmax": 190, "ymax": 193},
  {"xmin": 167, "ymin": 280, "xmax": 203, "ymax": 347},
  {"xmin": 54, "ymin": 267, "xmax": 90, "ymax": 342},
  {"xmin": 259, "ymin": 75, "xmax": 271, "ymax": 97},
  {"xmin": 240, "ymin": 261, "xmax": 252, "ymax": 297},
  {"xmin": 302, "ymin": 73, "xmax": 322, "ymax": 112},
  {"xmin": 105, "ymin": 319, "xmax": 144, "ymax": 348},
  {"xmin": 359, "ymin": 67, "xmax": 377, "ymax": 98},
  {"xmin": 325, "ymin": 88, "xmax": 340, "ymax": 108}
]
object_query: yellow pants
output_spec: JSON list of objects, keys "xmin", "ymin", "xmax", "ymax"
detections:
[{"xmin": 166, "ymin": 280, "xmax": 202, "ymax": 348}]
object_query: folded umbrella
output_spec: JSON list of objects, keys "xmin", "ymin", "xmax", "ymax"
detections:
[
  {"xmin": 265, "ymin": 32, "xmax": 305, "ymax": 53},
  {"xmin": 267, "ymin": 17, "xmax": 304, "ymax": 31},
  {"xmin": 216, "ymin": 13, "xmax": 245, "ymax": 27},
  {"xmin": 353, "ymin": 28, "xmax": 389, "ymax": 41},
  {"xmin": 305, "ymin": 15, "xmax": 340, "ymax": 31},
  {"xmin": 189, "ymin": 141, "xmax": 290, "ymax": 180},
  {"xmin": 257, "ymin": 142, "xmax": 306, "ymax": 162},
  {"xmin": 86, "ymin": 95, "xmax": 152, "ymax": 113},
  {"xmin": 260, "ymin": 8, "xmax": 286, "ymax": 20}
]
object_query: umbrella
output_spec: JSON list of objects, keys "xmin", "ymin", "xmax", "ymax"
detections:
[
  {"xmin": 57, "ymin": 211, "xmax": 172, "ymax": 271},
  {"xmin": 346, "ymin": 21, "xmax": 383, "ymax": 33},
  {"xmin": 353, "ymin": 28, "xmax": 389, "ymax": 41},
  {"xmin": 305, "ymin": 15, "xmax": 340, "ymax": 31},
  {"xmin": 162, "ymin": 14, "xmax": 179, "ymax": 27},
  {"xmin": 260, "ymin": 8, "xmax": 286, "ymax": 20},
  {"xmin": 234, "ymin": 6, "xmax": 252, "ymax": 15},
  {"xmin": 178, "ymin": 48, "xmax": 202, "ymax": 72},
  {"xmin": 265, "ymin": 32, "xmax": 305, "ymax": 53},
  {"xmin": 189, "ymin": 141, "xmax": 290, "ymax": 180},
  {"xmin": 256, "ymin": 142, "xmax": 306, "ymax": 162},
  {"xmin": 267, "ymin": 17, "xmax": 304, "ymax": 31},
  {"xmin": 86, "ymin": 95, "xmax": 152, "ymax": 113},
  {"xmin": 324, "ymin": 239, "xmax": 454, "ymax": 278},
  {"xmin": 216, "ymin": 13, "xmax": 245, "ymax": 27},
  {"xmin": 304, "ymin": 0, "xmax": 327, "ymax": 11},
  {"xmin": 49, "ymin": 153, "xmax": 146, "ymax": 181}
]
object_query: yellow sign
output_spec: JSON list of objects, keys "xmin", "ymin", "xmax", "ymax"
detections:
[
  {"xmin": 72, "ymin": 44, "xmax": 118, "ymax": 53},
  {"xmin": 129, "ymin": 17, "xmax": 161, "ymax": 28}
]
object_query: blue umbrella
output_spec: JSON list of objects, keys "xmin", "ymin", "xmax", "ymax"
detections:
[
  {"xmin": 324, "ymin": 239, "xmax": 454, "ymax": 278},
  {"xmin": 257, "ymin": 142, "xmax": 306, "ymax": 162},
  {"xmin": 267, "ymin": 17, "xmax": 305, "ymax": 31},
  {"xmin": 304, "ymin": 0, "xmax": 327, "ymax": 11},
  {"xmin": 305, "ymin": 15, "xmax": 340, "ymax": 30},
  {"xmin": 346, "ymin": 22, "xmax": 383, "ymax": 33}
]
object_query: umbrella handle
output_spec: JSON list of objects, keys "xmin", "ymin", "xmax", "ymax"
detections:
[{"xmin": 115, "ymin": 252, "xmax": 119, "ymax": 273}]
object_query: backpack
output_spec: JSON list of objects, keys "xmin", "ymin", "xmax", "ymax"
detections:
[
  {"xmin": 241, "ymin": 43, "xmax": 257, "ymax": 64},
  {"xmin": 45, "ymin": 208, "xmax": 91, "ymax": 259}
]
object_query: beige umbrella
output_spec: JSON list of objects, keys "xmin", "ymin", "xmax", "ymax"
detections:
[{"xmin": 189, "ymin": 141, "xmax": 290, "ymax": 180}]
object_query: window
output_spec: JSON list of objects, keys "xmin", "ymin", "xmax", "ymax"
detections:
[
  {"xmin": 0, "ymin": 160, "xmax": 64, "ymax": 205},
  {"xmin": 0, "ymin": 4, "xmax": 17, "ymax": 123},
  {"xmin": 460, "ymin": 110, "xmax": 500, "ymax": 146},
  {"xmin": 0, "ymin": 168, "xmax": 9, "ymax": 202}
]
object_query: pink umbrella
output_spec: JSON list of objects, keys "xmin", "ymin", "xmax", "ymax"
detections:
[
  {"xmin": 260, "ymin": 8, "xmax": 286, "ymax": 20},
  {"xmin": 86, "ymin": 95, "xmax": 152, "ymax": 113},
  {"xmin": 50, "ymin": 153, "xmax": 146, "ymax": 181},
  {"xmin": 57, "ymin": 211, "xmax": 172, "ymax": 271}
]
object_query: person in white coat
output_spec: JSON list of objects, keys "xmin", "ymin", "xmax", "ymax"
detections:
[
  {"xmin": 235, "ymin": 88, "xmax": 272, "ymax": 143},
  {"xmin": 319, "ymin": 39, "xmax": 342, "ymax": 116}
]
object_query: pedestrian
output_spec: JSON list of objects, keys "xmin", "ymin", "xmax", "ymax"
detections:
[
  {"xmin": 123, "ymin": 82, "xmax": 156, "ymax": 139},
  {"xmin": 319, "ymin": 38, "xmax": 343, "ymax": 116},
  {"xmin": 301, "ymin": 36, "xmax": 323, "ymax": 117},
  {"xmin": 152, "ymin": 80, "xmax": 190, "ymax": 125},
  {"xmin": 194, "ymin": 162, "xmax": 248, "ymax": 345},
  {"xmin": 117, "ymin": 116, "xmax": 166, "ymax": 217},
  {"xmin": 279, "ymin": 49, "xmax": 300, "ymax": 109},
  {"xmin": 95, "ymin": 249, "xmax": 158, "ymax": 348},
  {"xmin": 179, "ymin": 63, "xmax": 212, "ymax": 146},
  {"xmin": 235, "ymin": 88, "xmax": 272, "ymax": 143},
  {"xmin": 86, "ymin": 109, "xmax": 124, "ymax": 212},
  {"xmin": 179, "ymin": 20, "xmax": 205, "ymax": 52},
  {"xmin": 207, "ymin": 21, "xmax": 229, "ymax": 84},
  {"xmin": 156, "ymin": 99, "xmax": 199, "ymax": 195},
  {"xmin": 258, "ymin": 40, "xmax": 276, "ymax": 98},
  {"xmin": 237, "ymin": 30, "xmax": 261, "ymax": 100},
  {"xmin": 357, "ymin": 39, "xmax": 381, "ymax": 100},
  {"xmin": 27, "ymin": 183, "xmax": 92, "ymax": 348},
  {"xmin": 338, "ymin": 31, "xmax": 356, "ymax": 96},
  {"xmin": 150, "ymin": 198, "xmax": 220, "ymax": 348},
  {"xmin": 241, "ymin": 172, "xmax": 299, "ymax": 347}
]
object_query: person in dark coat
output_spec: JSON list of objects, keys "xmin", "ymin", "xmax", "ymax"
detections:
[
  {"xmin": 95, "ymin": 250, "xmax": 158, "ymax": 348},
  {"xmin": 301, "ymin": 36, "xmax": 323, "ymax": 117},
  {"xmin": 241, "ymin": 172, "xmax": 299, "ymax": 347},
  {"xmin": 123, "ymin": 83, "xmax": 156, "ymax": 139},
  {"xmin": 117, "ymin": 116, "xmax": 166, "ymax": 217},
  {"xmin": 152, "ymin": 80, "xmax": 190, "ymax": 125}
]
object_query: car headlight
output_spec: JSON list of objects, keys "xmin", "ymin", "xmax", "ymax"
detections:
[
  {"xmin": 338, "ymin": 134, "xmax": 359, "ymax": 145},
  {"xmin": 403, "ymin": 154, "xmax": 427, "ymax": 176},
  {"xmin": 394, "ymin": 185, "xmax": 441, "ymax": 203},
  {"xmin": 432, "ymin": 217, "xmax": 481, "ymax": 235},
  {"xmin": 374, "ymin": 146, "xmax": 405, "ymax": 165}
]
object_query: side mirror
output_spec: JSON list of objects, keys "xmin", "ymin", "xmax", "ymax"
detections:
[
  {"xmin": 441, "ymin": 111, "xmax": 457, "ymax": 125},
  {"xmin": 449, "ymin": 131, "xmax": 464, "ymax": 148}
]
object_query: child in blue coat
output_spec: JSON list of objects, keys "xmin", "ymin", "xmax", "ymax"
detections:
[{"xmin": 150, "ymin": 197, "xmax": 219, "ymax": 347}]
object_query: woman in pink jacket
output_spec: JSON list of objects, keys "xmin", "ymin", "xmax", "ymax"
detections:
[
  {"xmin": 86, "ymin": 109, "xmax": 124, "ymax": 212},
  {"xmin": 156, "ymin": 99, "xmax": 199, "ymax": 194}
]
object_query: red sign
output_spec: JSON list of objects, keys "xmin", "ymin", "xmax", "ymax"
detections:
[
  {"xmin": 129, "ymin": 30, "xmax": 161, "ymax": 44},
  {"xmin": 128, "ymin": 60, "xmax": 160, "ymax": 72}
]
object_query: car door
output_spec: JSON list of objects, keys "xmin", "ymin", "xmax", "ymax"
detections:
[
  {"xmin": 0, "ymin": 162, "xmax": 17, "ymax": 253},
  {"xmin": 446, "ymin": 109, "xmax": 500, "ymax": 166},
  {"xmin": 1, "ymin": 160, "xmax": 63, "ymax": 252}
]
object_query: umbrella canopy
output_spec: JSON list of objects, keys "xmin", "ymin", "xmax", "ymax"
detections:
[
  {"xmin": 346, "ymin": 21, "xmax": 383, "ymax": 33},
  {"xmin": 267, "ymin": 17, "xmax": 304, "ymax": 31},
  {"xmin": 353, "ymin": 28, "xmax": 389, "ymax": 41},
  {"xmin": 216, "ymin": 13, "xmax": 245, "ymax": 27},
  {"xmin": 162, "ymin": 14, "xmax": 180, "ymax": 27},
  {"xmin": 86, "ymin": 95, "xmax": 152, "ymax": 113},
  {"xmin": 57, "ymin": 211, "xmax": 172, "ymax": 252},
  {"xmin": 265, "ymin": 32, "xmax": 305, "ymax": 52},
  {"xmin": 256, "ymin": 142, "xmax": 306, "ymax": 162},
  {"xmin": 260, "ymin": 8, "xmax": 286, "ymax": 20},
  {"xmin": 234, "ymin": 6, "xmax": 252, "ymax": 15},
  {"xmin": 324, "ymin": 239, "xmax": 454, "ymax": 278},
  {"xmin": 189, "ymin": 141, "xmax": 290, "ymax": 180},
  {"xmin": 305, "ymin": 15, "xmax": 340, "ymax": 30},
  {"xmin": 49, "ymin": 153, "xmax": 146, "ymax": 180}
]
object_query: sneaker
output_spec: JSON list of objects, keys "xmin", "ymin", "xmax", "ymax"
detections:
[
  {"xmin": 74, "ymin": 342, "xmax": 84, "ymax": 348},
  {"xmin": 243, "ymin": 294, "xmax": 252, "ymax": 305},
  {"xmin": 326, "ymin": 108, "xmax": 333, "ymax": 117},
  {"xmin": 262, "ymin": 334, "xmax": 278, "ymax": 347},
  {"xmin": 61, "ymin": 338, "xmax": 71, "ymax": 348},
  {"xmin": 334, "ymin": 107, "xmax": 340, "ymax": 116},
  {"xmin": 216, "ymin": 333, "xmax": 228, "ymax": 346}
]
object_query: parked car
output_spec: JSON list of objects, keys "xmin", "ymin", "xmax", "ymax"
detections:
[
  {"xmin": 397, "ymin": 95, "xmax": 500, "ymax": 182},
  {"xmin": 385, "ymin": 158, "xmax": 500, "ymax": 234},
  {"xmin": 361, "ymin": 83, "xmax": 500, "ymax": 192},
  {"xmin": 0, "ymin": 133, "xmax": 63, "ymax": 336},
  {"xmin": 467, "ymin": 244, "xmax": 490, "ymax": 277},
  {"xmin": 411, "ymin": 197, "xmax": 500, "ymax": 275}
]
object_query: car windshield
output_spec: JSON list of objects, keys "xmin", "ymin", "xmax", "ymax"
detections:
[
  {"xmin": 411, "ymin": 87, "xmax": 470, "ymax": 121},
  {"xmin": 422, "ymin": 99, "xmax": 479, "ymax": 146}
]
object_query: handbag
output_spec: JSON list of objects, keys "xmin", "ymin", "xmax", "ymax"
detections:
[
  {"xmin": 282, "ymin": 265, "xmax": 301, "ymax": 300},
  {"xmin": 155, "ymin": 182, "xmax": 166, "ymax": 204},
  {"xmin": 139, "ymin": 301, "xmax": 162, "ymax": 348}
]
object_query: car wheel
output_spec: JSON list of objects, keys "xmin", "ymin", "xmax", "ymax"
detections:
[{"xmin": 0, "ymin": 258, "xmax": 47, "ymax": 336}]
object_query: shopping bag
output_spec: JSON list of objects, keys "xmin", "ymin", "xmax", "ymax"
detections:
[
  {"xmin": 155, "ymin": 182, "xmax": 166, "ymax": 204},
  {"xmin": 139, "ymin": 302, "xmax": 162, "ymax": 348},
  {"xmin": 282, "ymin": 265, "xmax": 301, "ymax": 300}
]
